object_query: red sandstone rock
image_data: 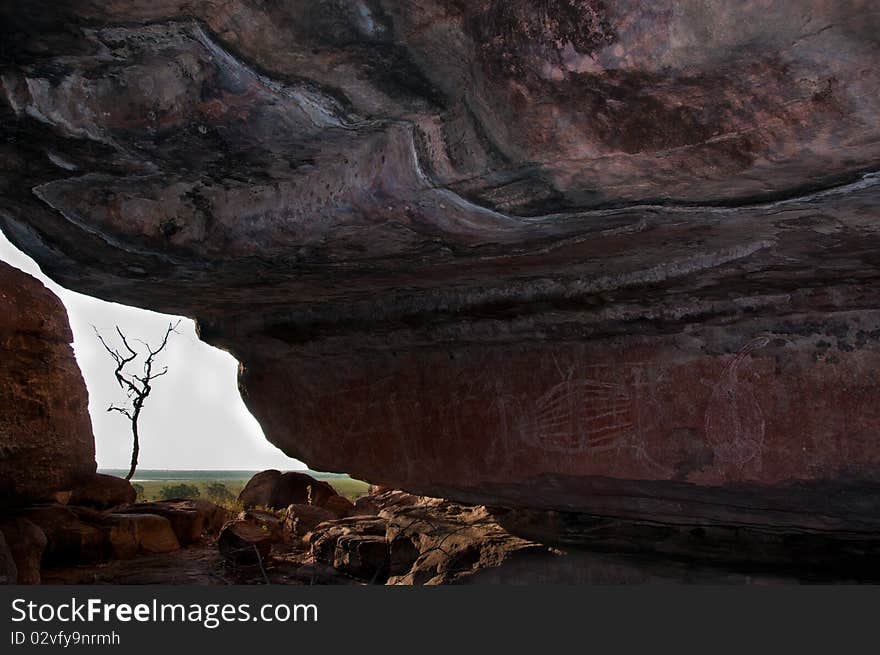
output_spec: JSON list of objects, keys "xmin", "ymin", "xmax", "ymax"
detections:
[
  {"xmin": 0, "ymin": 263, "xmax": 95, "ymax": 505},
  {"xmin": 332, "ymin": 535, "xmax": 389, "ymax": 582},
  {"xmin": 69, "ymin": 473, "xmax": 136, "ymax": 510},
  {"xmin": 238, "ymin": 470, "xmax": 338, "ymax": 510},
  {"xmin": 236, "ymin": 470, "xmax": 281, "ymax": 508},
  {"xmin": 3, "ymin": 2, "xmax": 880, "ymax": 541},
  {"xmin": 283, "ymin": 504, "xmax": 336, "ymax": 537},
  {"xmin": 218, "ymin": 519, "xmax": 276, "ymax": 566},
  {"xmin": 271, "ymin": 472, "xmax": 338, "ymax": 509},
  {"xmin": 323, "ymin": 495, "xmax": 355, "ymax": 519},
  {"xmin": 102, "ymin": 514, "xmax": 180, "ymax": 558},
  {"xmin": 0, "ymin": 531, "xmax": 17, "ymax": 584},
  {"xmin": 237, "ymin": 509, "xmax": 285, "ymax": 543},
  {"xmin": 352, "ymin": 496, "xmax": 381, "ymax": 516},
  {"xmin": 118, "ymin": 500, "xmax": 229, "ymax": 544},
  {"xmin": 309, "ymin": 516, "xmax": 388, "ymax": 571},
  {"xmin": 21, "ymin": 506, "xmax": 105, "ymax": 566},
  {"xmin": 0, "ymin": 518, "xmax": 47, "ymax": 584}
]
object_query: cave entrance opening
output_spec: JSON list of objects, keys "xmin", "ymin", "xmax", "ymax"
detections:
[{"xmin": 0, "ymin": 230, "xmax": 320, "ymax": 504}]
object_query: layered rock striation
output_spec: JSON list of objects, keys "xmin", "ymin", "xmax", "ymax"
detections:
[{"xmin": 1, "ymin": 2, "xmax": 880, "ymax": 534}]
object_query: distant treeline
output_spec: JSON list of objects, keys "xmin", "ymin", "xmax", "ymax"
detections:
[{"xmin": 98, "ymin": 469, "xmax": 354, "ymax": 481}]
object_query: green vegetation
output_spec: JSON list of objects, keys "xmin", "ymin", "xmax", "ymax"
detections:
[
  {"xmin": 99, "ymin": 469, "xmax": 370, "ymax": 502},
  {"xmin": 159, "ymin": 483, "xmax": 201, "ymax": 499},
  {"xmin": 205, "ymin": 482, "xmax": 234, "ymax": 503}
]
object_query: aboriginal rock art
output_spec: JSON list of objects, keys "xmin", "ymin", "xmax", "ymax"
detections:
[
  {"xmin": 704, "ymin": 337, "xmax": 771, "ymax": 470},
  {"xmin": 510, "ymin": 363, "xmax": 644, "ymax": 455}
]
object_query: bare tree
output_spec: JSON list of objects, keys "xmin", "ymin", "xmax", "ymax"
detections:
[{"xmin": 93, "ymin": 321, "xmax": 180, "ymax": 480}]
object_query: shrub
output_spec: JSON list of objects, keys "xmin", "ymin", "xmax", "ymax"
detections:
[
  {"xmin": 159, "ymin": 483, "xmax": 201, "ymax": 500},
  {"xmin": 206, "ymin": 482, "xmax": 234, "ymax": 503}
]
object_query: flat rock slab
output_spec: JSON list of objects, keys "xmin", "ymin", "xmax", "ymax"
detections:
[{"xmin": 118, "ymin": 500, "xmax": 228, "ymax": 544}]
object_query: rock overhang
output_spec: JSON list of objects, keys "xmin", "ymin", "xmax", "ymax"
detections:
[{"xmin": 2, "ymin": 1, "xmax": 880, "ymax": 529}]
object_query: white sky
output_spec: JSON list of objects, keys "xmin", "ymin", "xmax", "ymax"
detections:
[{"xmin": 1, "ymin": 230, "xmax": 306, "ymax": 471}]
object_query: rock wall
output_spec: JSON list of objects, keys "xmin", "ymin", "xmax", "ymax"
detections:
[
  {"xmin": 0, "ymin": 262, "xmax": 95, "ymax": 504},
  {"xmin": 1, "ymin": 2, "xmax": 879, "ymax": 530}
]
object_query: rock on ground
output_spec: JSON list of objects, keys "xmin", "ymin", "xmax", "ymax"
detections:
[
  {"xmin": 0, "ymin": 263, "xmax": 95, "ymax": 506},
  {"xmin": 218, "ymin": 519, "xmax": 278, "ymax": 567},
  {"xmin": 101, "ymin": 513, "xmax": 180, "ymax": 558},
  {"xmin": 284, "ymin": 504, "xmax": 336, "ymax": 538},
  {"xmin": 0, "ymin": 530, "xmax": 17, "ymax": 584},
  {"xmin": 0, "ymin": 517, "xmax": 46, "ymax": 584},
  {"xmin": 238, "ymin": 470, "xmax": 338, "ymax": 510},
  {"xmin": 118, "ymin": 500, "xmax": 228, "ymax": 545},
  {"xmin": 69, "ymin": 473, "xmax": 136, "ymax": 510}
]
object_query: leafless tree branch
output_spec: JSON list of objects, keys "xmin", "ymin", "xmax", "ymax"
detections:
[{"xmin": 94, "ymin": 321, "xmax": 178, "ymax": 480}]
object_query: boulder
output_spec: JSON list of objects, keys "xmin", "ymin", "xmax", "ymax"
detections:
[
  {"xmin": 332, "ymin": 535, "xmax": 389, "ymax": 582},
  {"xmin": 237, "ymin": 509, "xmax": 284, "ymax": 542},
  {"xmin": 189, "ymin": 499, "xmax": 230, "ymax": 534},
  {"xmin": 309, "ymin": 516, "xmax": 388, "ymax": 572},
  {"xmin": 238, "ymin": 470, "xmax": 338, "ymax": 510},
  {"xmin": 283, "ymin": 504, "xmax": 336, "ymax": 537},
  {"xmin": 0, "ymin": 531, "xmax": 17, "ymax": 584},
  {"xmin": 218, "ymin": 519, "xmax": 276, "ymax": 566},
  {"xmin": 118, "ymin": 500, "xmax": 228, "ymax": 544},
  {"xmin": 351, "ymin": 496, "xmax": 380, "ymax": 517},
  {"xmin": 323, "ymin": 495, "xmax": 355, "ymax": 519},
  {"xmin": 21, "ymin": 506, "xmax": 106, "ymax": 566},
  {"xmin": 236, "ymin": 470, "xmax": 281, "ymax": 509},
  {"xmin": 102, "ymin": 514, "xmax": 180, "ymax": 557},
  {"xmin": 270, "ymin": 472, "xmax": 338, "ymax": 509},
  {"xmin": 381, "ymin": 493, "xmax": 563, "ymax": 585},
  {"xmin": 0, "ymin": 262, "xmax": 95, "ymax": 506},
  {"xmin": 0, "ymin": 518, "xmax": 47, "ymax": 584},
  {"xmin": 69, "ymin": 473, "xmax": 136, "ymax": 510}
]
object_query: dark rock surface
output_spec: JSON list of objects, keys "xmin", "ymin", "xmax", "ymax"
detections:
[
  {"xmin": 238, "ymin": 470, "xmax": 339, "ymax": 510},
  {"xmin": 69, "ymin": 473, "xmax": 136, "ymax": 510},
  {"xmin": 0, "ymin": 262, "xmax": 95, "ymax": 505},
  {"xmin": 1, "ymin": 2, "xmax": 880, "ymax": 534},
  {"xmin": 101, "ymin": 513, "xmax": 181, "ymax": 557},
  {"xmin": 218, "ymin": 518, "xmax": 277, "ymax": 566},
  {"xmin": 0, "ymin": 499, "xmax": 229, "ymax": 583},
  {"xmin": 323, "ymin": 495, "xmax": 356, "ymax": 519},
  {"xmin": 284, "ymin": 504, "xmax": 336, "ymax": 538},
  {"xmin": 0, "ymin": 531, "xmax": 16, "ymax": 584},
  {"xmin": 21, "ymin": 506, "xmax": 107, "ymax": 566},
  {"xmin": 0, "ymin": 517, "xmax": 47, "ymax": 584},
  {"xmin": 118, "ymin": 499, "xmax": 228, "ymax": 544},
  {"xmin": 236, "ymin": 470, "xmax": 282, "ymax": 509},
  {"xmin": 307, "ymin": 491, "xmax": 825, "ymax": 584},
  {"xmin": 115, "ymin": 499, "xmax": 229, "ymax": 545}
]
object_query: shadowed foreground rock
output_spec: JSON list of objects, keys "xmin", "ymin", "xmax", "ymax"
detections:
[
  {"xmin": 0, "ymin": 518, "xmax": 47, "ymax": 584},
  {"xmin": 117, "ymin": 499, "xmax": 229, "ymax": 545},
  {"xmin": 2, "ymin": 1, "xmax": 880, "ymax": 545},
  {"xmin": 306, "ymin": 491, "xmax": 852, "ymax": 584},
  {"xmin": 218, "ymin": 519, "xmax": 276, "ymax": 567},
  {"xmin": 69, "ymin": 473, "xmax": 136, "ymax": 510},
  {"xmin": 0, "ymin": 262, "xmax": 95, "ymax": 505}
]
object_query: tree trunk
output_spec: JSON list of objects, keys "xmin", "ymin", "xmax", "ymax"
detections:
[{"xmin": 126, "ymin": 413, "xmax": 140, "ymax": 480}]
